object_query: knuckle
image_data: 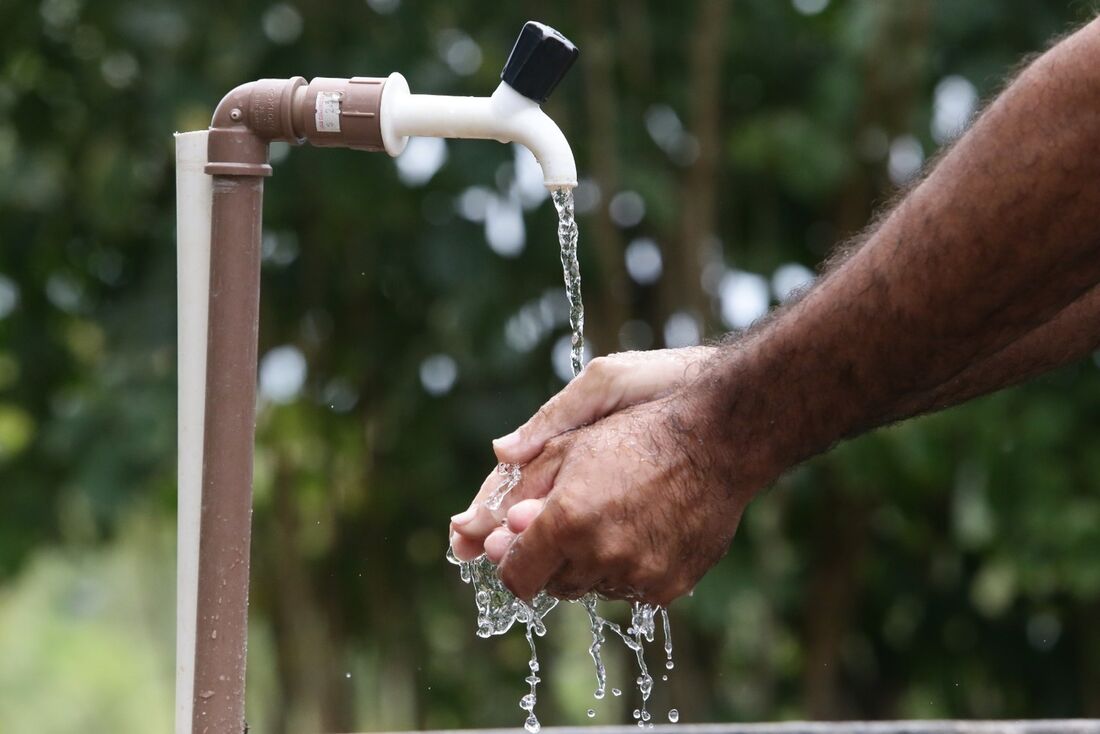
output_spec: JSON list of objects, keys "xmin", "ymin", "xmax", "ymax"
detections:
[
  {"xmin": 582, "ymin": 356, "xmax": 615, "ymax": 385},
  {"xmin": 637, "ymin": 550, "xmax": 672, "ymax": 584},
  {"xmin": 662, "ymin": 578, "xmax": 692, "ymax": 606},
  {"xmin": 651, "ymin": 586, "xmax": 679, "ymax": 608},
  {"xmin": 591, "ymin": 539, "xmax": 629, "ymax": 569},
  {"xmin": 542, "ymin": 432, "xmax": 573, "ymax": 459},
  {"xmin": 522, "ymin": 405, "xmax": 553, "ymax": 438},
  {"xmin": 551, "ymin": 493, "xmax": 597, "ymax": 536}
]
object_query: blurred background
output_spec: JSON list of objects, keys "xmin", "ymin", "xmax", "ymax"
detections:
[{"xmin": 2, "ymin": 0, "xmax": 1100, "ymax": 731}]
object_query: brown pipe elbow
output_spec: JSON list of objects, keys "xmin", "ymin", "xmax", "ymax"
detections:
[
  {"xmin": 206, "ymin": 77, "xmax": 306, "ymax": 177},
  {"xmin": 205, "ymin": 75, "xmax": 388, "ymax": 176}
]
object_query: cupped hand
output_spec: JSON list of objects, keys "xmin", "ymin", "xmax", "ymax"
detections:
[
  {"xmin": 463, "ymin": 391, "xmax": 763, "ymax": 606},
  {"xmin": 448, "ymin": 347, "xmax": 715, "ymax": 559}
]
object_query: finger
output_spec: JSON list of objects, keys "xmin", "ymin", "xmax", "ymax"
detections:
[
  {"xmin": 453, "ymin": 453, "xmax": 563, "ymax": 544},
  {"xmin": 484, "ymin": 526, "xmax": 516, "ymax": 564},
  {"xmin": 498, "ymin": 508, "xmax": 564, "ymax": 602},
  {"xmin": 448, "ymin": 470, "xmax": 505, "ymax": 539},
  {"xmin": 450, "ymin": 532, "xmax": 486, "ymax": 562},
  {"xmin": 506, "ymin": 498, "xmax": 545, "ymax": 534},
  {"xmin": 493, "ymin": 357, "xmax": 624, "ymax": 464}
]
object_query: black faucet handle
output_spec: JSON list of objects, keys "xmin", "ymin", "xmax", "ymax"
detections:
[{"xmin": 500, "ymin": 21, "xmax": 579, "ymax": 104}]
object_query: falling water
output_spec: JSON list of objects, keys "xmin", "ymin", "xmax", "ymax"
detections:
[
  {"xmin": 551, "ymin": 188, "xmax": 584, "ymax": 376},
  {"xmin": 447, "ymin": 187, "xmax": 676, "ymax": 730}
]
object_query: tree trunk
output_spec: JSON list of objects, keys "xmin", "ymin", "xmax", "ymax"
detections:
[
  {"xmin": 661, "ymin": 0, "xmax": 730, "ymax": 338},
  {"xmin": 576, "ymin": 0, "xmax": 631, "ymax": 355},
  {"xmin": 801, "ymin": 485, "xmax": 870, "ymax": 719}
]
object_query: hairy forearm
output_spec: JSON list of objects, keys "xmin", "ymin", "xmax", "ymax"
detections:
[
  {"xmin": 695, "ymin": 20, "xmax": 1100, "ymax": 484},
  {"xmin": 887, "ymin": 283, "xmax": 1100, "ymax": 419}
]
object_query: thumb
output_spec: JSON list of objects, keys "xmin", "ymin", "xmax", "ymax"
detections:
[{"xmin": 494, "ymin": 358, "xmax": 621, "ymax": 465}]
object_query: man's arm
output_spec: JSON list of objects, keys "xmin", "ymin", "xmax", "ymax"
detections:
[
  {"xmin": 452, "ymin": 19, "xmax": 1100, "ymax": 603},
  {"xmin": 886, "ymin": 282, "xmax": 1100, "ymax": 419},
  {"xmin": 698, "ymin": 19, "xmax": 1100, "ymax": 478}
]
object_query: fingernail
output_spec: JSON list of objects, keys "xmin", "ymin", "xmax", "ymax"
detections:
[
  {"xmin": 493, "ymin": 431, "xmax": 521, "ymax": 453},
  {"xmin": 451, "ymin": 507, "xmax": 476, "ymax": 526}
]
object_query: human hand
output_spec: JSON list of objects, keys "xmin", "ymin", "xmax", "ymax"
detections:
[
  {"xmin": 459, "ymin": 390, "xmax": 769, "ymax": 606},
  {"xmin": 449, "ymin": 348, "xmax": 715, "ymax": 561},
  {"xmin": 492, "ymin": 347, "xmax": 715, "ymax": 465}
]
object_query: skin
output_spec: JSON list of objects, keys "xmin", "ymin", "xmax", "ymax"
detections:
[{"xmin": 451, "ymin": 18, "xmax": 1100, "ymax": 605}]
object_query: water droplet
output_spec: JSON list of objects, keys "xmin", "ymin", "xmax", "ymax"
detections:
[
  {"xmin": 345, "ymin": 672, "xmax": 351, "ymax": 679},
  {"xmin": 633, "ymin": 709, "xmax": 641, "ymax": 719},
  {"xmin": 587, "ymin": 709, "xmax": 596, "ymax": 719},
  {"xmin": 668, "ymin": 709, "xmax": 680, "ymax": 723},
  {"xmin": 594, "ymin": 689, "xmax": 605, "ymax": 700},
  {"xmin": 662, "ymin": 674, "xmax": 668, "ymax": 681},
  {"xmin": 666, "ymin": 660, "xmax": 674, "ymax": 670},
  {"xmin": 519, "ymin": 694, "xmax": 535, "ymax": 711},
  {"xmin": 612, "ymin": 688, "xmax": 622, "ymax": 697},
  {"xmin": 524, "ymin": 714, "xmax": 541, "ymax": 733}
]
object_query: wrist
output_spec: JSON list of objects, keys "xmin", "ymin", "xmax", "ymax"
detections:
[
  {"xmin": 670, "ymin": 351, "xmax": 785, "ymax": 501},
  {"xmin": 679, "ymin": 326, "xmax": 865, "ymax": 491}
]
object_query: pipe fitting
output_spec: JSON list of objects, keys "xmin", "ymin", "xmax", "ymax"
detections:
[
  {"xmin": 291, "ymin": 77, "xmax": 388, "ymax": 151},
  {"xmin": 206, "ymin": 76, "xmax": 390, "ymax": 176},
  {"xmin": 206, "ymin": 78, "xmax": 305, "ymax": 177}
]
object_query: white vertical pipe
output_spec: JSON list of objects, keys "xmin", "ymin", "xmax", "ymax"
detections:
[{"xmin": 174, "ymin": 130, "xmax": 211, "ymax": 734}]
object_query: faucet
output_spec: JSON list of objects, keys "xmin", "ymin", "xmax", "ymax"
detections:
[
  {"xmin": 174, "ymin": 21, "xmax": 579, "ymax": 734},
  {"xmin": 382, "ymin": 22, "xmax": 578, "ymax": 187},
  {"xmin": 206, "ymin": 20, "xmax": 578, "ymax": 187}
]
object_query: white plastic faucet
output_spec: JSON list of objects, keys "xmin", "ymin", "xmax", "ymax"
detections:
[
  {"xmin": 380, "ymin": 74, "xmax": 577, "ymax": 188},
  {"xmin": 380, "ymin": 21, "xmax": 578, "ymax": 188}
]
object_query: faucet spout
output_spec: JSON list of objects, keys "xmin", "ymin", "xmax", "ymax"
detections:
[{"xmin": 379, "ymin": 73, "xmax": 577, "ymax": 189}]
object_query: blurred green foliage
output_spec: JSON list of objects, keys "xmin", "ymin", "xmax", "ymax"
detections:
[{"xmin": 1, "ymin": 0, "xmax": 1100, "ymax": 732}]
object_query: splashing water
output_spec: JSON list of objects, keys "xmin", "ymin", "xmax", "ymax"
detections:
[
  {"xmin": 448, "ymin": 187, "xmax": 676, "ymax": 730},
  {"xmin": 485, "ymin": 462, "xmax": 522, "ymax": 513}
]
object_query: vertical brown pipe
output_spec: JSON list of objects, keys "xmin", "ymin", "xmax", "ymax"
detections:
[
  {"xmin": 192, "ymin": 173, "xmax": 266, "ymax": 734},
  {"xmin": 187, "ymin": 75, "xmax": 384, "ymax": 733}
]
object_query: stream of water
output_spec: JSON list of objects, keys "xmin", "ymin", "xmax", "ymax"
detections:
[{"xmin": 447, "ymin": 188, "xmax": 675, "ymax": 731}]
